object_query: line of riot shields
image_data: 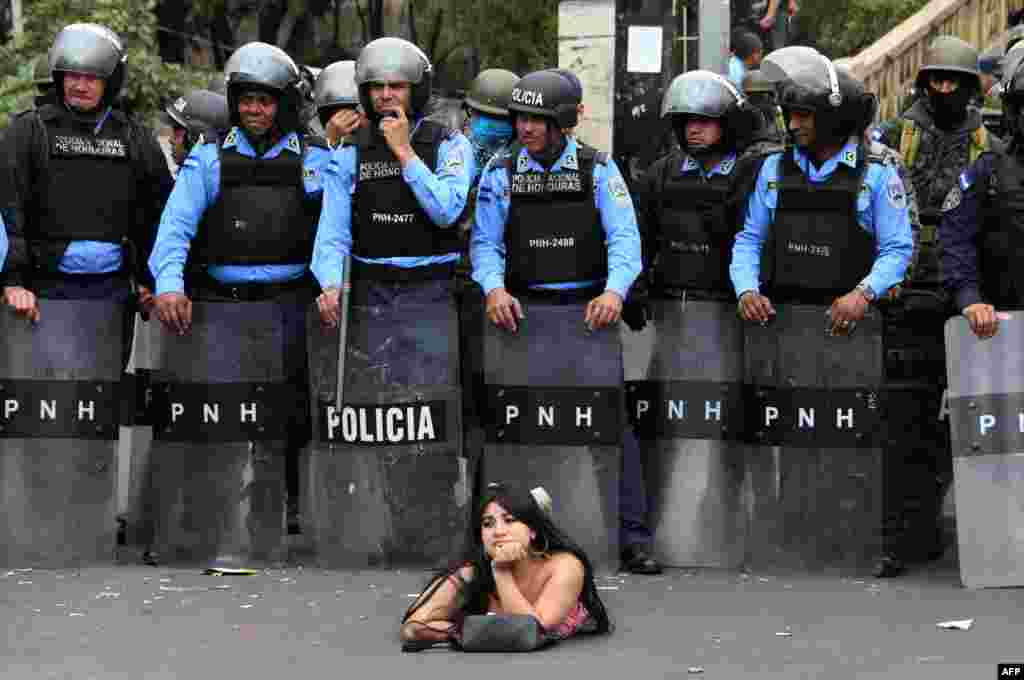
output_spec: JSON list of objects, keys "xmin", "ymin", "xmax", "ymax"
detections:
[{"xmin": 3, "ymin": 285, "xmax": 1007, "ymax": 587}]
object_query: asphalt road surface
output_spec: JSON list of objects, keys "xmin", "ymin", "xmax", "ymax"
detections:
[{"xmin": 3, "ymin": 550, "xmax": 1023, "ymax": 680}]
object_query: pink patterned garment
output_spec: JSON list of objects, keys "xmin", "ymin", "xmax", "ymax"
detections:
[{"xmin": 544, "ymin": 600, "xmax": 594, "ymax": 640}]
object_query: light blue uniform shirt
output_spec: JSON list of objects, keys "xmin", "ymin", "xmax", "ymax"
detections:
[
  {"xmin": 727, "ymin": 56, "xmax": 747, "ymax": 89},
  {"xmin": 149, "ymin": 127, "xmax": 330, "ymax": 296},
  {"xmin": 730, "ymin": 138, "xmax": 913, "ymax": 298},
  {"xmin": 309, "ymin": 120, "xmax": 475, "ymax": 290},
  {"xmin": 470, "ymin": 138, "xmax": 642, "ymax": 299}
]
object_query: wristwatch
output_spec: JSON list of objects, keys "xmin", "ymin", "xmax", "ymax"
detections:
[{"xmin": 855, "ymin": 283, "xmax": 876, "ymax": 303}]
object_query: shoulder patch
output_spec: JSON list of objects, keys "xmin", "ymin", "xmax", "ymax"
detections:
[
  {"xmin": 842, "ymin": 148, "xmax": 858, "ymax": 166},
  {"xmin": 444, "ymin": 148, "xmax": 465, "ymax": 172},
  {"xmin": 959, "ymin": 172, "xmax": 972, "ymax": 191},
  {"xmin": 719, "ymin": 157, "xmax": 736, "ymax": 175},
  {"xmin": 222, "ymin": 128, "xmax": 238, "ymax": 148},
  {"xmin": 886, "ymin": 174, "xmax": 908, "ymax": 209},
  {"xmin": 871, "ymin": 128, "xmax": 884, "ymax": 142},
  {"xmin": 607, "ymin": 175, "xmax": 630, "ymax": 203},
  {"xmin": 942, "ymin": 185, "xmax": 963, "ymax": 213},
  {"xmin": 562, "ymin": 151, "xmax": 579, "ymax": 171},
  {"xmin": 285, "ymin": 134, "xmax": 302, "ymax": 155}
]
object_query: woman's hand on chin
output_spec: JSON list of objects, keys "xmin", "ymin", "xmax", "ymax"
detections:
[{"xmin": 491, "ymin": 541, "xmax": 529, "ymax": 567}]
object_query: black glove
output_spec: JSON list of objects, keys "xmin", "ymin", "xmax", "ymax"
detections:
[{"xmin": 621, "ymin": 280, "xmax": 650, "ymax": 332}]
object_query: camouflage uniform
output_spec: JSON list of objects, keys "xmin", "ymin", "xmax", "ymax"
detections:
[{"xmin": 874, "ymin": 100, "xmax": 994, "ymax": 293}]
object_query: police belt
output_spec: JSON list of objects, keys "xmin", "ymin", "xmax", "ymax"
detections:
[
  {"xmin": 350, "ymin": 260, "xmax": 455, "ymax": 283},
  {"xmin": 191, "ymin": 271, "xmax": 316, "ymax": 302},
  {"xmin": 31, "ymin": 270, "xmax": 130, "ymax": 291},
  {"xmin": 653, "ymin": 287, "xmax": 735, "ymax": 303},
  {"xmin": 512, "ymin": 284, "xmax": 606, "ymax": 303},
  {"xmin": 918, "ymin": 210, "xmax": 940, "ymax": 245}
]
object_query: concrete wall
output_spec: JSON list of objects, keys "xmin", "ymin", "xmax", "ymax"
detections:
[{"xmin": 559, "ymin": 0, "xmax": 617, "ymax": 153}]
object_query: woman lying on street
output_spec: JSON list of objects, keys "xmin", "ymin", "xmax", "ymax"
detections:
[{"xmin": 400, "ymin": 482, "xmax": 613, "ymax": 646}]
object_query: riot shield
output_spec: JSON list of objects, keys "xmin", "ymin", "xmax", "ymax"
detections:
[
  {"xmin": 744, "ymin": 304, "xmax": 885, "ymax": 572},
  {"xmin": 945, "ymin": 314, "xmax": 1024, "ymax": 588},
  {"xmin": 306, "ymin": 295, "xmax": 469, "ymax": 568},
  {"xmin": 147, "ymin": 302, "xmax": 291, "ymax": 565},
  {"xmin": 0, "ymin": 300, "xmax": 123, "ymax": 567},
  {"xmin": 482, "ymin": 302, "xmax": 622, "ymax": 571},
  {"xmin": 119, "ymin": 312, "xmax": 156, "ymax": 552},
  {"xmin": 623, "ymin": 299, "xmax": 746, "ymax": 568}
]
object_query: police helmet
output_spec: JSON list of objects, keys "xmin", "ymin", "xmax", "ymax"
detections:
[
  {"xmin": 1009, "ymin": 25, "xmax": 1024, "ymax": 53},
  {"xmin": 49, "ymin": 23, "xmax": 127, "ymax": 105},
  {"xmin": 916, "ymin": 35, "xmax": 981, "ymax": 93},
  {"xmin": 166, "ymin": 89, "xmax": 230, "ymax": 145},
  {"xmin": 224, "ymin": 42, "xmax": 303, "ymax": 133},
  {"xmin": 545, "ymin": 68, "xmax": 583, "ymax": 106},
  {"xmin": 315, "ymin": 61, "xmax": 359, "ymax": 111},
  {"xmin": 465, "ymin": 68, "xmax": 520, "ymax": 117},
  {"xmin": 354, "ymin": 37, "xmax": 433, "ymax": 119},
  {"xmin": 764, "ymin": 46, "xmax": 876, "ymax": 146},
  {"xmin": 742, "ymin": 69, "xmax": 776, "ymax": 95},
  {"xmin": 507, "ymin": 70, "xmax": 579, "ymax": 129},
  {"xmin": 662, "ymin": 70, "xmax": 756, "ymax": 152}
]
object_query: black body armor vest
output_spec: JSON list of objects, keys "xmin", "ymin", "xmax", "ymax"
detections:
[
  {"xmin": 503, "ymin": 143, "xmax": 607, "ymax": 291},
  {"xmin": 654, "ymin": 157, "xmax": 735, "ymax": 292},
  {"xmin": 763, "ymin": 148, "xmax": 875, "ymax": 301},
  {"xmin": 195, "ymin": 139, "xmax": 322, "ymax": 265},
  {"xmin": 351, "ymin": 120, "xmax": 461, "ymax": 259},
  {"xmin": 982, "ymin": 153, "xmax": 1024, "ymax": 308},
  {"xmin": 35, "ymin": 106, "xmax": 138, "ymax": 244}
]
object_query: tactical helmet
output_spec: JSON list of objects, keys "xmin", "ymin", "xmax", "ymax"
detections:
[
  {"xmin": 545, "ymin": 68, "xmax": 583, "ymax": 105},
  {"xmin": 465, "ymin": 68, "xmax": 520, "ymax": 117},
  {"xmin": 224, "ymin": 42, "xmax": 303, "ymax": 133},
  {"xmin": 315, "ymin": 60, "xmax": 359, "ymax": 112},
  {"xmin": 507, "ymin": 70, "xmax": 579, "ymax": 129},
  {"xmin": 741, "ymin": 69, "xmax": 776, "ymax": 95},
  {"xmin": 916, "ymin": 35, "xmax": 981, "ymax": 92},
  {"xmin": 33, "ymin": 55, "xmax": 54, "ymax": 88},
  {"xmin": 354, "ymin": 37, "xmax": 433, "ymax": 119},
  {"xmin": 661, "ymin": 70, "xmax": 756, "ymax": 153},
  {"xmin": 763, "ymin": 46, "xmax": 877, "ymax": 147},
  {"xmin": 1008, "ymin": 25, "xmax": 1024, "ymax": 53},
  {"xmin": 49, "ymin": 23, "xmax": 127, "ymax": 105},
  {"xmin": 166, "ymin": 89, "xmax": 230, "ymax": 146}
]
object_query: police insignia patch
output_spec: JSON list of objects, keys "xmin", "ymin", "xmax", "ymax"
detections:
[
  {"xmin": 174, "ymin": 97, "xmax": 188, "ymax": 112},
  {"xmin": 959, "ymin": 172, "xmax": 972, "ymax": 191},
  {"xmin": 842, "ymin": 148, "xmax": 858, "ymax": 165},
  {"xmin": 682, "ymin": 156, "xmax": 699, "ymax": 172},
  {"xmin": 720, "ymin": 158, "xmax": 735, "ymax": 174},
  {"xmin": 562, "ymin": 152, "xmax": 579, "ymax": 171},
  {"xmin": 608, "ymin": 176, "xmax": 630, "ymax": 203},
  {"xmin": 886, "ymin": 176, "xmax": 907, "ymax": 209},
  {"xmin": 942, "ymin": 185, "xmax": 963, "ymax": 213},
  {"xmin": 223, "ymin": 128, "xmax": 238, "ymax": 148},
  {"xmin": 516, "ymin": 152, "xmax": 531, "ymax": 173},
  {"xmin": 286, "ymin": 134, "xmax": 302, "ymax": 154},
  {"xmin": 445, "ymin": 150, "xmax": 465, "ymax": 171}
]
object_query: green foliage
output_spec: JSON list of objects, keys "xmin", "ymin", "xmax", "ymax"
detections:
[
  {"xmin": 0, "ymin": 0, "xmax": 214, "ymax": 126},
  {"xmin": 796, "ymin": 0, "xmax": 930, "ymax": 59}
]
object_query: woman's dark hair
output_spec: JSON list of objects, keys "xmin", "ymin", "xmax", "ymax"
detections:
[{"xmin": 401, "ymin": 482, "xmax": 613, "ymax": 635}]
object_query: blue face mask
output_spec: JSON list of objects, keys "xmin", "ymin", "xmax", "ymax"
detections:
[{"xmin": 469, "ymin": 114, "xmax": 514, "ymax": 148}]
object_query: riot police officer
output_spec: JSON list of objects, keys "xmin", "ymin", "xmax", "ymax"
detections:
[
  {"xmin": 873, "ymin": 36, "xmax": 995, "ymax": 296},
  {"xmin": 312, "ymin": 37, "xmax": 474, "ymax": 326},
  {"xmin": 940, "ymin": 49, "xmax": 1024, "ymax": 338},
  {"xmin": 314, "ymin": 60, "xmax": 366, "ymax": 149},
  {"xmin": 463, "ymin": 68, "xmax": 519, "ymax": 184},
  {"xmin": 733, "ymin": 47, "xmax": 913, "ymax": 330},
  {"xmin": 2, "ymin": 23, "xmax": 172, "ymax": 322},
  {"xmin": 639, "ymin": 70, "xmax": 763, "ymax": 302},
  {"xmin": 471, "ymin": 70, "xmax": 653, "ymax": 573},
  {"xmin": 149, "ymin": 42, "xmax": 331, "ymax": 537},
  {"xmin": 732, "ymin": 47, "xmax": 914, "ymax": 574},
  {"xmin": 164, "ymin": 89, "xmax": 230, "ymax": 167}
]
